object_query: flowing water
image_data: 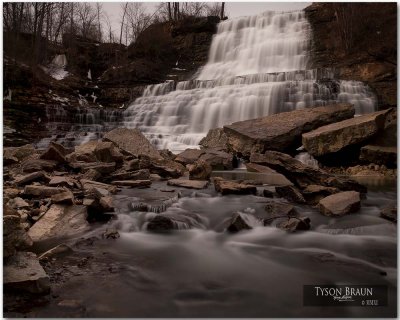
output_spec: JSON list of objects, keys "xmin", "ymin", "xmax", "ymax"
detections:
[
  {"xmin": 123, "ymin": 11, "xmax": 377, "ymax": 152},
  {"xmin": 25, "ymin": 178, "xmax": 397, "ymax": 318}
]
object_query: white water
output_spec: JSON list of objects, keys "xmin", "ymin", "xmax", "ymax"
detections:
[{"xmin": 122, "ymin": 11, "xmax": 376, "ymax": 152}]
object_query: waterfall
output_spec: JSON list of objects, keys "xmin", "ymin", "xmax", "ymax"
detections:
[{"xmin": 124, "ymin": 10, "xmax": 377, "ymax": 153}]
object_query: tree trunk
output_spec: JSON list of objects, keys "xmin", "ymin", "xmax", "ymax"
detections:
[
  {"xmin": 119, "ymin": 3, "xmax": 128, "ymax": 45},
  {"xmin": 220, "ymin": 2, "xmax": 225, "ymax": 19}
]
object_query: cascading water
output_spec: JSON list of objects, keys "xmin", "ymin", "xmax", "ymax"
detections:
[{"xmin": 124, "ymin": 10, "xmax": 377, "ymax": 153}]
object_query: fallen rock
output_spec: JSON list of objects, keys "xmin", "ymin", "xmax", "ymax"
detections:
[
  {"xmin": 99, "ymin": 196, "xmax": 114, "ymax": 211},
  {"xmin": 278, "ymin": 217, "xmax": 311, "ymax": 232},
  {"xmin": 146, "ymin": 215, "xmax": 174, "ymax": 231},
  {"xmin": 301, "ymin": 184, "xmax": 340, "ymax": 205},
  {"xmin": 199, "ymin": 149, "xmax": 234, "ymax": 170},
  {"xmin": 14, "ymin": 171, "xmax": 48, "ymax": 186},
  {"xmin": 263, "ymin": 189, "xmax": 274, "ymax": 198},
  {"xmin": 94, "ymin": 141, "xmax": 124, "ymax": 163},
  {"xmin": 224, "ymin": 104, "xmax": 354, "ymax": 157},
  {"xmin": 189, "ymin": 160, "xmax": 212, "ymax": 180},
  {"xmin": 318, "ymin": 191, "xmax": 361, "ymax": 216},
  {"xmin": 71, "ymin": 162, "xmax": 116, "ymax": 174},
  {"xmin": 51, "ymin": 190, "xmax": 74, "ymax": 205},
  {"xmin": 48, "ymin": 176, "xmax": 76, "ymax": 188},
  {"xmin": 4, "ymin": 144, "xmax": 35, "ymax": 163},
  {"xmin": 226, "ymin": 212, "xmax": 262, "ymax": 232},
  {"xmin": 7, "ymin": 197, "xmax": 30, "ymax": 209},
  {"xmin": 4, "ymin": 215, "xmax": 33, "ymax": 259},
  {"xmin": 111, "ymin": 180, "xmax": 151, "ymax": 188},
  {"xmin": 380, "ymin": 205, "xmax": 397, "ymax": 223},
  {"xmin": 250, "ymin": 151, "xmax": 367, "ymax": 193},
  {"xmin": 199, "ymin": 127, "xmax": 230, "ymax": 151},
  {"xmin": 82, "ymin": 168, "xmax": 102, "ymax": 181},
  {"xmin": 80, "ymin": 179, "xmax": 117, "ymax": 194},
  {"xmin": 175, "ymin": 149, "xmax": 205, "ymax": 166},
  {"xmin": 275, "ymin": 185, "xmax": 306, "ymax": 204},
  {"xmin": 24, "ymin": 185, "xmax": 64, "ymax": 197},
  {"xmin": 103, "ymin": 128, "xmax": 161, "ymax": 159},
  {"xmin": 146, "ymin": 212, "xmax": 203, "ymax": 231},
  {"xmin": 28, "ymin": 204, "xmax": 88, "ymax": 242},
  {"xmin": 4, "ymin": 252, "xmax": 50, "ymax": 294},
  {"xmin": 302, "ymin": 108, "xmax": 392, "ymax": 157},
  {"xmin": 245, "ymin": 162, "xmax": 277, "ymax": 174},
  {"xmin": 109, "ymin": 169, "xmax": 150, "ymax": 181},
  {"xmin": 214, "ymin": 178, "xmax": 257, "ymax": 195},
  {"xmin": 149, "ymin": 158, "xmax": 186, "ymax": 178},
  {"xmin": 22, "ymin": 159, "xmax": 57, "ymax": 173},
  {"xmin": 40, "ymin": 143, "xmax": 67, "ymax": 163},
  {"xmin": 66, "ymin": 140, "xmax": 98, "ymax": 163},
  {"xmin": 261, "ymin": 200, "xmax": 296, "ymax": 223},
  {"xmin": 38, "ymin": 244, "xmax": 73, "ymax": 261},
  {"xmin": 360, "ymin": 145, "xmax": 397, "ymax": 167},
  {"xmin": 167, "ymin": 179, "xmax": 209, "ymax": 189}
]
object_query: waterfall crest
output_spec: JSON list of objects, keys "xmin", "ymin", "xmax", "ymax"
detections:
[{"xmin": 124, "ymin": 11, "xmax": 376, "ymax": 152}]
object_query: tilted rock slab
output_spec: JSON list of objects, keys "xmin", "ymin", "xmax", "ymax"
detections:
[
  {"xmin": 223, "ymin": 104, "xmax": 354, "ymax": 157},
  {"xmin": 318, "ymin": 191, "xmax": 361, "ymax": 216},
  {"xmin": 302, "ymin": 108, "xmax": 393, "ymax": 157}
]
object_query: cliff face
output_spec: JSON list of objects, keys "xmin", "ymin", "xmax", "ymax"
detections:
[{"xmin": 305, "ymin": 3, "xmax": 396, "ymax": 108}]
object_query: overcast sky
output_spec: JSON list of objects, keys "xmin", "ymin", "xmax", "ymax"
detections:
[{"xmin": 101, "ymin": 2, "xmax": 310, "ymax": 34}]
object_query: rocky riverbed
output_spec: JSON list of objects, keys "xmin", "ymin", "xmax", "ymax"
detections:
[{"xmin": 3, "ymin": 104, "xmax": 397, "ymax": 317}]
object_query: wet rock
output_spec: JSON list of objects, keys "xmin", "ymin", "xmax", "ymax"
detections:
[
  {"xmin": 124, "ymin": 159, "xmax": 140, "ymax": 171},
  {"xmin": 147, "ymin": 215, "xmax": 174, "ymax": 231},
  {"xmin": 24, "ymin": 185, "xmax": 64, "ymax": 197},
  {"xmin": 66, "ymin": 140, "xmax": 98, "ymax": 163},
  {"xmin": 103, "ymin": 128, "xmax": 161, "ymax": 159},
  {"xmin": 175, "ymin": 148, "xmax": 234, "ymax": 170},
  {"xmin": 51, "ymin": 190, "xmax": 74, "ymax": 205},
  {"xmin": 99, "ymin": 196, "xmax": 114, "ymax": 211},
  {"xmin": 275, "ymin": 185, "xmax": 306, "ymax": 204},
  {"xmin": 318, "ymin": 191, "xmax": 361, "ymax": 216},
  {"xmin": 245, "ymin": 162, "xmax": 277, "ymax": 174},
  {"xmin": 72, "ymin": 162, "xmax": 116, "ymax": 174},
  {"xmin": 48, "ymin": 176, "xmax": 76, "ymax": 188},
  {"xmin": 159, "ymin": 149, "xmax": 176, "ymax": 161},
  {"xmin": 278, "ymin": 217, "xmax": 311, "ymax": 232},
  {"xmin": 263, "ymin": 189, "xmax": 274, "ymax": 198},
  {"xmin": 199, "ymin": 127, "xmax": 230, "ymax": 152},
  {"xmin": 224, "ymin": 104, "xmax": 354, "ymax": 157},
  {"xmin": 102, "ymin": 228, "xmax": 120, "ymax": 239},
  {"xmin": 380, "ymin": 205, "xmax": 397, "ymax": 223},
  {"xmin": 22, "ymin": 159, "xmax": 57, "ymax": 173},
  {"xmin": 360, "ymin": 145, "xmax": 397, "ymax": 167},
  {"xmin": 226, "ymin": 212, "xmax": 262, "ymax": 232},
  {"xmin": 150, "ymin": 158, "xmax": 186, "ymax": 178},
  {"xmin": 167, "ymin": 179, "xmax": 209, "ymax": 189},
  {"xmin": 82, "ymin": 168, "xmax": 102, "ymax": 181},
  {"xmin": 28, "ymin": 204, "xmax": 88, "ymax": 242},
  {"xmin": 4, "ymin": 215, "xmax": 33, "ymax": 259},
  {"xmin": 301, "ymin": 184, "xmax": 340, "ymax": 205},
  {"xmin": 14, "ymin": 171, "xmax": 48, "ymax": 186},
  {"xmin": 250, "ymin": 151, "xmax": 367, "ymax": 193},
  {"xmin": 130, "ymin": 190, "xmax": 180, "ymax": 213},
  {"xmin": 302, "ymin": 108, "xmax": 393, "ymax": 157},
  {"xmin": 261, "ymin": 201, "xmax": 296, "ymax": 223},
  {"xmin": 111, "ymin": 180, "xmax": 152, "ymax": 188},
  {"xmin": 38, "ymin": 244, "xmax": 73, "ymax": 261},
  {"xmin": 189, "ymin": 160, "xmax": 212, "ymax": 180},
  {"xmin": 214, "ymin": 178, "xmax": 257, "ymax": 195},
  {"xmin": 4, "ymin": 252, "xmax": 50, "ymax": 294},
  {"xmin": 94, "ymin": 141, "xmax": 124, "ymax": 163},
  {"xmin": 4, "ymin": 144, "xmax": 35, "ymax": 163}
]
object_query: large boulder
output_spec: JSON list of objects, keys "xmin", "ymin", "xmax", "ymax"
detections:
[
  {"xmin": 250, "ymin": 151, "xmax": 367, "ymax": 193},
  {"xmin": 4, "ymin": 252, "xmax": 50, "ymax": 294},
  {"xmin": 226, "ymin": 212, "xmax": 262, "ymax": 232},
  {"xmin": 67, "ymin": 140, "xmax": 98, "ymax": 163},
  {"xmin": 40, "ymin": 142, "xmax": 70, "ymax": 163},
  {"xmin": 189, "ymin": 160, "xmax": 212, "ymax": 180},
  {"xmin": 275, "ymin": 185, "xmax": 306, "ymax": 204},
  {"xmin": 4, "ymin": 144, "xmax": 36, "ymax": 163},
  {"xmin": 175, "ymin": 148, "xmax": 234, "ymax": 170},
  {"xmin": 301, "ymin": 184, "xmax": 340, "ymax": 205},
  {"xmin": 223, "ymin": 104, "xmax": 354, "ymax": 157},
  {"xmin": 28, "ymin": 204, "xmax": 88, "ymax": 242},
  {"xmin": 318, "ymin": 191, "xmax": 361, "ymax": 216},
  {"xmin": 94, "ymin": 141, "xmax": 124, "ymax": 163},
  {"xmin": 199, "ymin": 127, "xmax": 230, "ymax": 151},
  {"xmin": 103, "ymin": 128, "xmax": 161, "ymax": 159},
  {"xmin": 302, "ymin": 108, "xmax": 393, "ymax": 157}
]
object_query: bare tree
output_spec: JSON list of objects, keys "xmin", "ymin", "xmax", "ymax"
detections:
[
  {"xmin": 119, "ymin": 3, "xmax": 128, "ymax": 45},
  {"xmin": 75, "ymin": 3, "xmax": 97, "ymax": 39}
]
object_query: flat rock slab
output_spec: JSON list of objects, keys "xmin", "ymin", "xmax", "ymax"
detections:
[
  {"xmin": 167, "ymin": 179, "xmax": 209, "ymax": 189},
  {"xmin": 28, "ymin": 204, "xmax": 88, "ymax": 242},
  {"xmin": 103, "ymin": 128, "xmax": 161, "ymax": 159},
  {"xmin": 318, "ymin": 191, "xmax": 361, "ymax": 216},
  {"xmin": 302, "ymin": 108, "xmax": 392, "ymax": 157},
  {"xmin": 224, "ymin": 104, "xmax": 354, "ymax": 157},
  {"xmin": 360, "ymin": 145, "xmax": 397, "ymax": 167},
  {"xmin": 14, "ymin": 171, "xmax": 47, "ymax": 186},
  {"xmin": 275, "ymin": 185, "xmax": 306, "ymax": 204},
  {"xmin": 4, "ymin": 252, "xmax": 50, "ymax": 294},
  {"xmin": 245, "ymin": 163, "xmax": 277, "ymax": 174},
  {"xmin": 214, "ymin": 178, "xmax": 257, "ymax": 195},
  {"xmin": 111, "ymin": 180, "xmax": 152, "ymax": 188},
  {"xmin": 22, "ymin": 159, "xmax": 57, "ymax": 173},
  {"xmin": 24, "ymin": 185, "xmax": 64, "ymax": 197},
  {"xmin": 80, "ymin": 179, "xmax": 117, "ymax": 194},
  {"xmin": 380, "ymin": 206, "xmax": 397, "ymax": 222}
]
